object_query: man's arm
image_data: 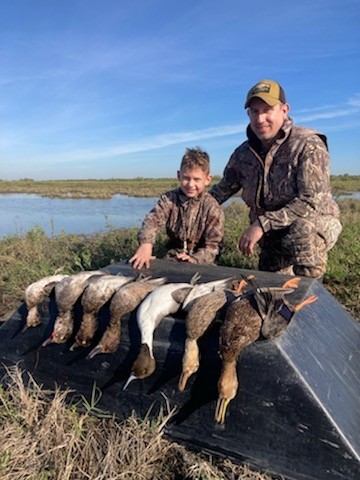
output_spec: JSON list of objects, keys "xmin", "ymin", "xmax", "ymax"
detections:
[{"xmin": 209, "ymin": 151, "xmax": 243, "ymax": 205}]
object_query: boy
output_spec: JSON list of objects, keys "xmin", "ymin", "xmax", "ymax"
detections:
[{"xmin": 129, "ymin": 147, "xmax": 224, "ymax": 270}]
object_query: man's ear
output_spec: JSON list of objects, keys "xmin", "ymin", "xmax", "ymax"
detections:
[{"xmin": 177, "ymin": 170, "xmax": 181, "ymax": 181}]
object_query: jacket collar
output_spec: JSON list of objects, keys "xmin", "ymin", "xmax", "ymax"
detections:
[{"xmin": 177, "ymin": 188, "xmax": 204, "ymax": 204}]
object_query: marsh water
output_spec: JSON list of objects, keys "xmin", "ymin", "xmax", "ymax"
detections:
[
  {"xmin": 0, "ymin": 193, "xmax": 158, "ymax": 238},
  {"xmin": 1, "ymin": 192, "xmax": 359, "ymax": 239}
]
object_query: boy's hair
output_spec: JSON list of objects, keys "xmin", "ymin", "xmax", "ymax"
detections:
[{"xmin": 180, "ymin": 147, "xmax": 210, "ymax": 174}]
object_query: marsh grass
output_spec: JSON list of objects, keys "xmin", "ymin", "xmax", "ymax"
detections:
[
  {"xmin": 0, "ymin": 366, "xmax": 276, "ymax": 480},
  {"xmin": 0, "ymin": 175, "xmax": 359, "ymax": 198},
  {"xmin": 324, "ymin": 199, "xmax": 360, "ymax": 318}
]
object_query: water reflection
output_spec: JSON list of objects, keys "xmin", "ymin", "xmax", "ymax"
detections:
[{"xmin": 0, "ymin": 194, "xmax": 157, "ymax": 238}]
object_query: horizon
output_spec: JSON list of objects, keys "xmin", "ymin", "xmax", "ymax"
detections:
[{"xmin": 1, "ymin": 1, "xmax": 359, "ymax": 180}]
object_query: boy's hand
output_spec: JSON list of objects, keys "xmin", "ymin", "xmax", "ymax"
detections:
[
  {"xmin": 175, "ymin": 252, "xmax": 197, "ymax": 264},
  {"xmin": 129, "ymin": 243, "xmax": 156, "ymax": 270}
]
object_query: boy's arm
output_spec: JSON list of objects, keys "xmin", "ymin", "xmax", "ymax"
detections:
[
  {"xmin": 190, "ymin": 203, "xmax": 225, "ymax": 264},
  {"xmin": 129, "ymin": 193, "xmax": 172, "ymax": 269}
]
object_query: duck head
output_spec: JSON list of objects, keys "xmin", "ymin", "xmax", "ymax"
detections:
[
  {"xmin": 23, "ymin": 306, "xmax": 41, "ymax": 331},
  {"xmin": 42, "ymin": 311, "xmax": 74, "ymax": 346},
  {"xmin": 123, "ymin": 344, "xmax": 156, "ymax": 390},
  {"xmin": 254, "ymin": 285, "xmax": 318, "ymax": 339},
  {"xmin": 215, "ymin": 360, "xmax": 238, "ymax": 425},
  {"xmin": 71, "ymin": 313, "xmax": 97, "ymax": 350},
  {"xmin": 178, "ymin": 339, "xmax": 200, "ymax": 392},
  {"xmin": 87, "ymin": 326, "xmax": 120, "ymax": 359}
]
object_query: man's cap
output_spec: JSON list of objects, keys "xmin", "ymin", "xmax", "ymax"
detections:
[{"xmin": 244, "ymin": 80, "xmax": 286, "ymax": 109}]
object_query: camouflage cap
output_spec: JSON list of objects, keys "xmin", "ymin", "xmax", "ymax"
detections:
[{"xmin": 244, "ymin": 80, "xmax": 286, "ymax": 108}]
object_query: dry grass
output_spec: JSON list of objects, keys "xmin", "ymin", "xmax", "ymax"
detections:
[{"xmin": 0, "ymin": 366, "xmax": 277, "ymax": 480}]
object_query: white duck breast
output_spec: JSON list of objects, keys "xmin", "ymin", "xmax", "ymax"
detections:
[{"xmin": 137, "ymin": 282, "xmax": 193, "ymax": 350}]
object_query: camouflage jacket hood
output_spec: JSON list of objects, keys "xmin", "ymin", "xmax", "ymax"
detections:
[{"xmin": 210, "ymin": 117, "xmax": 340, "ymax": 232}]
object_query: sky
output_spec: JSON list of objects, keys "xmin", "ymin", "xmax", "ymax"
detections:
[{"xmin": 0, "ymin": 0, "xmax": 359, "ymax": 180}]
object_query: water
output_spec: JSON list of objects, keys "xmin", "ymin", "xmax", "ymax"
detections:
[
  {"xmin": 0, "ymin": 193, "xmax": 158, "ymax": 238},
  {"xmin": 1, "ymin": 192, "xmax": 359, "ymax": 239}
]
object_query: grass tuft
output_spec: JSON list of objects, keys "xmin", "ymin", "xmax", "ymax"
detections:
[{"xmin": 0, "ymin": 366, "xmax": 275, "ymax": 479}]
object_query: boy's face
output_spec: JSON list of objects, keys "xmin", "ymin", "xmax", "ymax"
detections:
[{"xmin": 177, "ymin": 167, "xmax": 212, "ymax": 198}]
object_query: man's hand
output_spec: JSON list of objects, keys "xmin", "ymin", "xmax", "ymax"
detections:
[
  {"xmin": 238, "ymin": 221, "xmax": 264, "ymax": 255},
  {"xmin": 129, "ymin": 243, "xmax": 156, "ymax": 270}
]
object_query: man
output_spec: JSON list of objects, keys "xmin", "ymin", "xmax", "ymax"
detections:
[{"xmin": 210, "ymin": 80, "xmax": 342, "ymax": 278}]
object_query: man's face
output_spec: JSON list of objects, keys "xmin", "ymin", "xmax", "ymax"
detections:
[
  {"xmin": 248, "ymin": 98, "xmax": 289, "ymax": 146},
  {"xmin": 177, "ymin": 167, "xmax": 212, "ymax": 198}
]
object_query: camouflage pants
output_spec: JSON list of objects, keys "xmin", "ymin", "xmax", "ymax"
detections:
[{"xmin": 258, "ymin": 215, "xmax": 342, "ymax": 278}]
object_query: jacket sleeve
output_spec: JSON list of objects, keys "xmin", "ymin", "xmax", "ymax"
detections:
[
  {"xmin": 191, "ymin": 204, "xmax": 225, "ymax": 264},
  {"xmin": 258, "ymin": 136, "xmax": 331, "ymax": 232},
  {"xmin": 138, "ymin": 193, "xmax": 172, "ymax": 244},
  {"xmin": 209, "ymin": 151, "xmax": 243, "ymax": 205}
]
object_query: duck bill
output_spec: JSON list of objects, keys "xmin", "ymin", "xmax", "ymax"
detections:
[
  {"xmin": 214, "ymin": 397, "xmax": 231, "ymax": 425},
  {"xmin": 86, "ymin": 344, "xmax": 103, "ymax": 360},
  {"xmin": 41, "ymin": 336, "xmax": 53, "ymax": 347},
  {"xmin": 178, "ymin": 371, "xmax": 192, "ymax": 392},
  {"xmin": 123, "ymin": 374, "xmax": 137, "ymax": 391},
  {"xmin": 69, "ymin": 342, "xmax": 79, "ymax": 352}
]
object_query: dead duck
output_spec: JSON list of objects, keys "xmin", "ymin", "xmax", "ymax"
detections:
[
  {"xmin": 42, "ymin": 270, "xmax": 106, "ymax": 346},
  {"xmin": 23, "ymin": 274, "xmax": 69, "ymax": 330},
  {"xmin": 87, "ymin": 276, "xmax": 167, "ymax": 359},
  {"xmin": 215, "ymin": 277, "xmax": 318, "ymax": 425},
  {"xmin": 123, "ymin": 275, "xmax": 232, "ymax": 390},
  {"xmin": 70, "ymin": 274, "xmax": 135, "ymax": 350},
  {"xmin": 178, "ymin": 277, "xmax": 251, "ymax": 392}
]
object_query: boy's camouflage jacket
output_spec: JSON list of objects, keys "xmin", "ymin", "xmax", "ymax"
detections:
[{"xmin": 138, "ymin": 189, "xmax": 224, "ymax": 264}]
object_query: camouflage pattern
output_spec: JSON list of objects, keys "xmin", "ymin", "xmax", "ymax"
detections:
[
  {"xmin": 210, "ymin": 117, "xmax": 342, "ymax": 277},
  {"xmin": 138, "ymin": 188, "xmax": 224, "ymax": 264}
]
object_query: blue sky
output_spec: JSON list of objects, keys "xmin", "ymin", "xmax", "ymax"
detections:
[{"xmin": 1, "ymin": 0, "xmax": 359, "ymax": 180}]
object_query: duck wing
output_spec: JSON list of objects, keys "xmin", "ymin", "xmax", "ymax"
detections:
[
  {"xmin": 186, "ymin": 290, "xmax": 228, "ymax": 340},
  {"xmin": 182, "ymin": 277, "xmax": 233, "ymax": 311},
  {"xmin": 220, "ymin": 297, "xmax": 262, "ymax": 360}
]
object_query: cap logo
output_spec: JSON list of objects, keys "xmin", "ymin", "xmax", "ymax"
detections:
[{"xmin": 250, "ymin": 83, "xmax": 271, "ymax": 95}]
